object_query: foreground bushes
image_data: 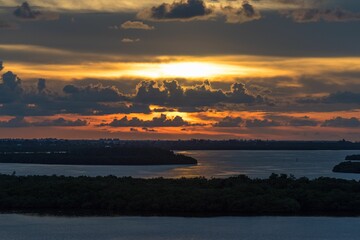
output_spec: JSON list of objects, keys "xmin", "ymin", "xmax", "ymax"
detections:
[{"xmin": 1, "ymin": 174, "xmax": 360, "ymax": 216}]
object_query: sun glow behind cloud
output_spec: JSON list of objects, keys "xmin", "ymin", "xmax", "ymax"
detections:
[
  {"xmin": 4, "ymin": 60, "xmax": 272, "ymax": 80},
  {"xmin": 133, "ymin": 61, "xmax": 261, "ymax": 79},
  {"xmin": 2, "ymin": 44, "xmax": 360, "ymax": 81},
  {"xmin": 4, "ymin": 56, "xmax": 287, "ymax": 80}
]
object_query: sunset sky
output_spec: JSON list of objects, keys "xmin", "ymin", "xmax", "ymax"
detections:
[{"xmin": 0, "ymin": 0, "xmax": 360, "ymax": 140}]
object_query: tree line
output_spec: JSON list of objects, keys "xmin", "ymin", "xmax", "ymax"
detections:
[{"xmin": 1, "ymin": 174, "xmax": 360, "ymax": 216}]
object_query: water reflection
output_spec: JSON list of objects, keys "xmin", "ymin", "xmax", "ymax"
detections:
[{"xmin": 0, "ymin": 150, "xmax": 359, "ymax": 179}]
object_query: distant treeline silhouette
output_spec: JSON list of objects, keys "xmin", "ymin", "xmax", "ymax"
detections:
[
  {"xmin": 1, "ymin": 174, "xmax": 360, "ymax": 216},
  {"xmin": 1, "ymin": 139, "xmax": 360, "ymax": 151},
  {"xmin": 0, "ymin": 141, "xmax": 197, "ymax": 165},
  {"xmin": 345, "ymin": 155, "xmax": 360, "ymax": 160},
  {"xmin": 333, "ymin": 162, "xmax": 360, "ymax": 173},
  {"xmin": 333, "ymin": 155, "xmax": 360, "ymax": 173}
]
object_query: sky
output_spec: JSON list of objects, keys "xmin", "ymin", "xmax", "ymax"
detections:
[{"xmin": 0, "ymin": 0, "xmax": 360, "ymax": 140}]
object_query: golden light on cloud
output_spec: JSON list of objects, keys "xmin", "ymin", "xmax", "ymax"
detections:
[
  {"xmin": 2, "ymin": 44, "xmax": 360, "ymax": 81},
  {"xmin": 146, "ymin": 62, "xmax": 225, "ymax": 78},
  {"xmin": 4, "ymin": 58, "xmax": 284, "ymax": 80},
  {"xmin": 134, "ymin": 62, "xmax": 260, "ymax": 79}
]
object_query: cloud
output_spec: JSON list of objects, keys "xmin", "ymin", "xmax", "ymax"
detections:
[
  {"xmin": 213, "ymin": 115, "xmax": 316, "ymax": 128},
  {"xmin": 37, "ymin": 78, "xmax": 46, "ymax": 92},
  {"xmin": 130, "ymin": 127, "xmax": 139, "ymax": 132},
  {"xmin": 0, "ymin": 61, "xmax": 3, "ymax": 71},
  {"xmin": 14, "ymin": 2, "xmax": 41, "ymax": 19},
  {"xmin": 245, "ymin": 118, "xmax": 282, "ymax": 128},
  {"xmin": 321, "ymin": 117, "xmax": 360, "ymax": 128},
  {"xmin": 142, "ymin": 127, "xmax": 157, "ymax": 132},
  {"xmin": 298, "ymin": 91, "xmax": 360, "ymax": 105},
  {"xmin": 227, "ymin": 82, "xmax": 264, "ymax": 104},
  {"xmin": 222, "ymin": 1, "xmax": 261, "ymax": 24},
  {"xmin": 133, "ymin": 80, "xmax": 264, "ymax": 109},
  {"xmin": 2, "ymin": 71, "xmax": 21, "ymax": 90},
  {"xmin": 324, "ymin": 91, "xmax": 360, "ymax": 104},
  {"xmin": 267, "ymin": 115, "xmax": 319, "ymax": 127},
  {"xmin": 7, "ymin": 64, "xmax": 360, "ymax": 118},
  {"xmin": 138, "ymin": 0, "xmax": 213, "ymax": 21},
  {"xmin": 284, "ymin": 8, "xmax": 360, "ymax": 23},
  {"xmin": 287, "ymin": 116, "xmax": 318, "ymax": 127},
  {"xmin": 63, "ymin": 84, "xmax": 126, "ymax": 102},
  {"xmin": 0, "ymin": 71, "xmax": 23, "ymax": 103},
  {"xmin": 213, "ymin": 116, "xmax": 243, "ymax": 127},
  {"xmin": 121, "ymin": 21, "xmax": 154, "ymax": 30},
  {"xmin": 0, "ymin": 70, "xmax": 151, "ymax": 116},
  {"xmin": 33, "ymin": 117, "xmax": 88, "ymax": 127},
  {"xmin": 0, "ymin": 116, "xmax": 88, "ymax": 128},
  {"xmin": 121, "ymin": 38, "xmax": 141, "ymax": 43},
  {"xmin": 100, "ymin": 114, "xmax": 194, "ymax": 127},
  {"xmin": 0, "ymin": 116, "xmax": 29, "ymax": 128},
  {"xmin": 13, "ymin": 2, "xmax": 59, "ymax": 21}
]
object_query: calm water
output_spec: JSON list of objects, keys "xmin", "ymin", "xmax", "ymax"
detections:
[
  {"xmin": 0, "ymin": 214, "xmax": 359, "ymax": 240},
  {"xmin": 1, "ymin": 152, "xmax": 359, "ymax": 238},
  {"xmin": 0, "ymin": 150, "xmax": 359, "ymax": 179}
]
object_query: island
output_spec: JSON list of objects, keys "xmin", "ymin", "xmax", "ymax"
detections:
[
  {"xmin": 332, "ymin": 154, "xmax": 360, "ymax": 173},
  {"xmin": 0, "ymin": 141, "xmax": 197, "ymax": 165},
  {"xmin": 1, "ymin": 174, "xmax": 360, "ymax": 216},
  {"xmin": 345, "ymin": 155, "xmax": 360, "ymax": 160},
  {"xmin": 333, "ymin": 161, "xmax": 360, "ymax": 173}
]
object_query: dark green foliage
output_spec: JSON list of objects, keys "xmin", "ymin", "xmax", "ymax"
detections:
[
  {"xmin": 333, "ymin": 162, "xmax": 360, "ymax": 173},
  {"xmin": 1, "ymin": 174, "xmax": 360, "ymax": 216}
]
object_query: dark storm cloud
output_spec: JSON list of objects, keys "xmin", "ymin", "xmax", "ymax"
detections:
[
  {"xmin": 138, "ymin": 0, "xmax": 213, "ymax": 21},
  {"xmin": 14, "ymin": 2, "xmax": 40, "ymax": 19},
  {"xmin": 0, "ymin": 71, "xmax": 23, "ymax": 103},
  {"xmin": 100, "ymin": 114, "xmax": 194, "ymax": 128},
  {"xmin": 0, "ymin": 116, "xmax": 88, "ymax": 128},
  {"xmin": 321, "ymin": 117, "xmax": 360, "ymax": 128},
  {"xmin": 222, "ymin": 1, "xmax": 261, "ymax": 23},
  {"xmin": 133, "ymin": 80, "xmax": 264, "ymax": 108},
  {"xmin": 3, "ymin": 66, "xmax": 360, "ymax": 117},
  {"xmin": 13, "ymin": 2, "xmax": 59, "ymax": 20},
  {"xmin": 2, "ymin": 71, "xmax": 21, "ymax": 90},
  {"xmin": 63, "ymin": 84, "xmax": 127, "ymax": 102},
  {"xmin": 0, "ymin": 70, "xmax": 151, "ymax": 116}
]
